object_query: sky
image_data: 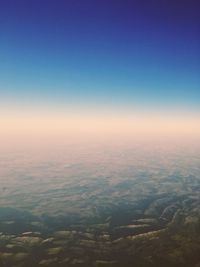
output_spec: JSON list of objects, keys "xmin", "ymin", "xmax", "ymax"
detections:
[{"xmin": 0, "ymin": 0, "xmax": 200, "ymax": 139}]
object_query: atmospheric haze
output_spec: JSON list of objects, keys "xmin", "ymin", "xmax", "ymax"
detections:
[{"xmin": 0, "ymin": 0, "xmax": 200, "ymax": 266}]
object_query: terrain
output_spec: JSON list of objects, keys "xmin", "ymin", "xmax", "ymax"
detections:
[{"xmin": 0, "ymin": 139, "xmax": 200, "ymax": 267}]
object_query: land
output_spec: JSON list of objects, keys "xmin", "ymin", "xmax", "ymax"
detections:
[{"xmin": 0, "ymin": 140, "xmax": 200, "ymax": 267}]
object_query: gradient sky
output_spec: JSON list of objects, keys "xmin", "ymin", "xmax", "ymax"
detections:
[
  {"xmin": 0, "ymin": 0, "xmax": 200, "ymax": 143},
  {"xmin": 0, "ymin": 0, "xmax": 199, "ymax": 111}
]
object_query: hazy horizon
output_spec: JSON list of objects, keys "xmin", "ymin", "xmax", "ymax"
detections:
[{"xmin": 0, "ymin": 1, "xmax": 200, "ymax": 267}]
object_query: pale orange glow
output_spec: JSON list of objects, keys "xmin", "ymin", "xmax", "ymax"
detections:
[{"xmin": 1, "ymin": 106, "xmax": 200, "ymax": 143}]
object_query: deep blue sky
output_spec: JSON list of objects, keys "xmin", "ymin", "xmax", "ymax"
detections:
[{"xmin": 0, "ymin": 0, "xmax": 199, "ymax": 111}]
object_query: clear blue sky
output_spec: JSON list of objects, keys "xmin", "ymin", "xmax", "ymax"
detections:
[{"xmin": 0, "ymin": 0, "xmax": 199, "ymax": 111}]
